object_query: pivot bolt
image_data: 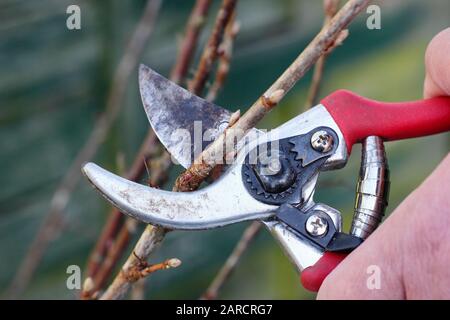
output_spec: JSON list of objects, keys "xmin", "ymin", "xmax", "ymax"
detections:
[
  {"xmin": 252, "ymin": 150, "xmax": 296, "ymax": 193},
  {"xmin": 305, "ymin": 214, "xmax": 328, "ymax": 237},
  {"xmin": 311, "ymin": 130, "xmax": 333, "ymax": 153}
]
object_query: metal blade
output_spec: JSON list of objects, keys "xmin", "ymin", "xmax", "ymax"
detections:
[
  {"xmin": 139, "ymin": 64, "xmax": 232, "ymax": 168},
  {"xmin": 82, "ymin": 162, "xmax": 276, "ymax": 230}
]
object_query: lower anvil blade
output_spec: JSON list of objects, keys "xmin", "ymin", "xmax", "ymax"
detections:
[
  {"xmin": 139, "ymin": 64, "xmax": 232, "ymax": 168},
  {"xmin": 82, "ymin": 162, "xmax": 276, "ymax": 230}
]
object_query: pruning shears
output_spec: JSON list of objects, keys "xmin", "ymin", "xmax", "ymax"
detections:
[{"xmin": 82, "ymin": 65, "xmax": 450, "ymax": 291}]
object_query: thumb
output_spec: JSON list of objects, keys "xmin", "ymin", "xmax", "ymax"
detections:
[{"xmin": 424, "ymin": 28, "xmax": 450, "ymax": 98}]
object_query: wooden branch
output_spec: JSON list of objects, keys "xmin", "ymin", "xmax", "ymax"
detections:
[
  {"xmin": 175, "ymin": 0, "xmax": 370, "ymax": 192},
  {"xmin": 201, "ymin": 221, "xmax": 262, "ymax": 300},
  {"xmin": 170, "ymin": 0, "xmax": 212, "ymax": 84},
  {"xmin": 6, "ymin": 0, "xmax": 163, "ymax": 299},
  {"xmin": 99, "ymin": 2, "xmax": 239, "ymax": 300},
  {"xmin": 206, "ymin": 15, "xmax": 240, "ymax": 102},
  {"xmin": 82, "ymin": 0, "xmax": 215, "ymax": 299},
  {"xmin": 100, "ymin": 226, "xmax": 168, "ymax": 300},
  {"xmin": 102, "ymin": 250, "xmax": 181, "ymax": 300},
  {"xmin": 82, "ymin": 219, "xmax": 137, "ymax": 300},
  {"xmin": 138, "ymin": 258, "xmax": 182, "ymax": 278},
  {"xmin": 188, "ymin": 0, "xmax": 238, "ymax": 95},
  {"xmin": 304, "ymin": 0, "xmax": 344, "ymax": 109}
]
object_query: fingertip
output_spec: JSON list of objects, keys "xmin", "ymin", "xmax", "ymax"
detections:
[{"xmin": 424, "ymin": 28, "xmax": 450, "ymax": 98}]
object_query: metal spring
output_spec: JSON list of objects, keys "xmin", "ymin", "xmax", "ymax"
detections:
[{"xmin": 350, "ymin": 136, "xmax": 390, "ymax": 240}]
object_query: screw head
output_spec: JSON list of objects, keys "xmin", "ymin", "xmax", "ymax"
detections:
[
  {"xmin": 305, "ymin": 214, "xmax": 328, "ymax": 237},
  {"xmin": 267, "ymin": 157, "xmax": 281, "ymax": 175},
  {"xmin": 311, "ymin": 130, "xmax": 334, "ymax": 153}
]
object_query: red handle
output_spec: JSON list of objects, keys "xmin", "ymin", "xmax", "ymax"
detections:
[
  {"xmin": 300, "ymin": 252, "xmax": 348, "ymax": 292},
  {"xmin": 321, "ymin": 90, "xmax": 450, "ymax": 153}
]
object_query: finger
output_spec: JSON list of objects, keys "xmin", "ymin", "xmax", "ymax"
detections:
[
  {"xmin": 424, "ymin": 28, "xmax": 450, "ymax": 98},
  {"xmin": 317, "ymin": 154, "xmax": 450, "ymax": 299}
]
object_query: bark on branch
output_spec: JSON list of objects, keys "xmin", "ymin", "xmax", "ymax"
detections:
[
  {"xmin": 171, "ymin": 0, "xmax": 212, "ymax": 84},
  {"xmin": 206, "ymin": 15, "xmax": 240, "ymax": 102},
  {"xmin": 100, "ymin": 226, "xmax": 167, "ymax": 300},
  {"xmin": 304, "ymin": 0, "xmax": 345, "ymax": 109},
  {"xmin": 188, "ymin": 0, "xmax": 238, "ymax": 95}
]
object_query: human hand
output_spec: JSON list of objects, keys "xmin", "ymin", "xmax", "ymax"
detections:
[{"xmin": 317, "ymin": 28, "xmax": 450, "ymax": 299}]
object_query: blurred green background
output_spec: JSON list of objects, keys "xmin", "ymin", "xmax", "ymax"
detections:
[{"xmin": 0, "ymin": 0, "xmax": 449, "ymax": 299}]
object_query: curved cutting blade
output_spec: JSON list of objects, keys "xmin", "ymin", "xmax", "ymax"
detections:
[
  {"xmin": 139, "ymin": 64, "xmax": 232, "ymax": 168},
  {"xmin": 82, "ymin": 162, "xmax": 276, "ymax": 230}
]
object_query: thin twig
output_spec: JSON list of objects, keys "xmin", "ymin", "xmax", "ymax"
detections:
[
  {"xmin": 82, "ymin": 0, "xmax": 214, "ymax": 299},
  {"xmin": 99, "ymin": 1, "xmax": 239, "ymax": 300},
  {"xmin": 6, "ymin": 0, "xmax": 162, "ymax": 299},
  {"xmin": 175, "ymin": 0, "xmax": 369, "ymax": 193},
  {"xmin": 102, "ymin": 254, "xmax": 181, "ymax": 300},
  {"xmin": 304, "ymin": 0, "xmax": 344, "ymax": 108},
  {"xmin": 201, "ymin": 221, "xmax": 262, "ymax": 300},
  {"xmin": 171, "ymin": 0, "xmax": 213, "ymax": 84},
  {"xmin": 138, "ymin": 258, "xmax": 182, "ymax": 278},
  {"xmin": 206, "ymin": 15, "xmax": 240, "ymax": 102},
  {"xmin": 188, "ymin": 0, "xmax": 238, "ymax": 95},
  {"xmin": 82, "ymin": 218, "xmax": 137, "ymax": 299},
  {"xmin": 100, "ymin": 226, "xmax": 167, "ymax": 300},
  {"xmin": 123, "ymin": 254, "xmax": 181, "ymax": 283}
]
